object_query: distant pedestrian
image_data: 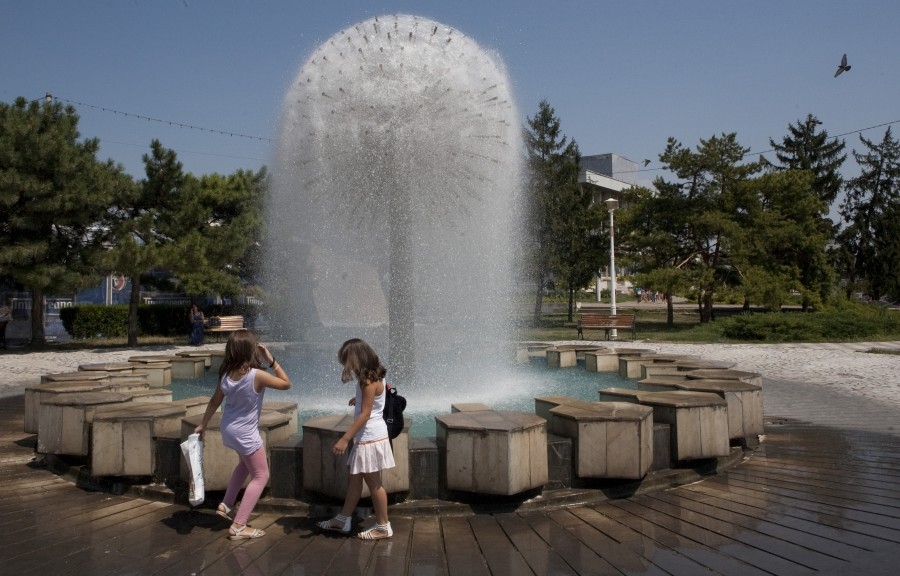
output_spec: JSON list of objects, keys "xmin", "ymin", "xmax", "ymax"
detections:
[
  {"xmin": 0, "ymin": 298, "xmax": 10, "ymax": 349},
  {"xmin": 317, "ymin": 338, "xmax": 395, "ymax": 539},
  {"xmin": 195, "ymin": 329, "xmax": 291, "ymax": 540},
  {"xmin": 188, "ymin": 304, "xmax": 206, "ymax": 345}
]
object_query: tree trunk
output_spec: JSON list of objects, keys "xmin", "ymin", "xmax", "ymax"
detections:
[
  {"xmin": 29, "ymin": 291, "xmax": 45, "ymax": 348},
  {"xmin": 532, "ymin": 272, "xmax": 544, "ymax": 327},
  {"xmin": 700, "ymin": 292, "xmax": 714, "ymax": 323},
  {"xmin": 128, "ymin": 276, "xmax": 140, "ymax": 347},
  {"xmin": 665, "ymin": 291, "xmax": 674, "ymax": 327}
]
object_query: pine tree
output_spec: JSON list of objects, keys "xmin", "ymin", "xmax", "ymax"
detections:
[
  {"xmin": 768, "ymin": 114, "xmax": 846, "ymax": 208},
  {"xmin": 0, "ymin": 97, "xmax": 132, "ymax": 346},
  {"xmin": 523, "ymin": 100, "xmax": 579, "ymax": 325},
  {"xmin": 838, "ymin": 128, "xmax": 900, "ymax": 301}
]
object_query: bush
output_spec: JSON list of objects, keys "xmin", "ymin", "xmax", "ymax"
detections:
[
  {"xmin": 60, "ymin": 304, "xmax": 198, "ymax": 339},
  {"xmin": 720, "ymin": 304, "xmax": 900, "ymax": 342},
  {"xmin": 60, "ymin": 305, "xmax": 130, "ymax": 339}
]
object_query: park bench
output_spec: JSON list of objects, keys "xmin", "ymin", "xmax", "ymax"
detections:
[
  {"xmin": 204, "ymin": 315, "xmax": 244, "ymax": 342},
  {"xmin": 576, "ymin": 313, "xmax": 636, "ymax": 341}
]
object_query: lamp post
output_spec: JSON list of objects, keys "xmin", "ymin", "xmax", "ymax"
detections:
[{"xmin": 604, "ymin": 197, "xmax": 619, "ymax": 339}]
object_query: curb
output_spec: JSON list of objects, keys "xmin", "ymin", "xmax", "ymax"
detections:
[{"xmin": 40, "ymin": 441, "xmax": 753, "ymax": 518}]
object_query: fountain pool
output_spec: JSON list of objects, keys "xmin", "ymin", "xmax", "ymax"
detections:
[{"xmin": 170, "ymin": 347, "xmax": 637, "ymax": 438}]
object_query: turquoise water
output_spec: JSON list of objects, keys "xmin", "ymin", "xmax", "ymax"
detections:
[{"xmin": 171, "ymin": 355, "xmax": 636, "ymax": 438}]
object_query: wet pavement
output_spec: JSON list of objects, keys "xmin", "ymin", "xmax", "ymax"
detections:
[{"xmin": 2, "ymin": 342, "xmax": 899, "ymax": 575}]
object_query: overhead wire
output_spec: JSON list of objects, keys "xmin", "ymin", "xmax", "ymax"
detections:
[{"xmin": 36, "ymin": 93, "xmax": 899, "ymax": 175}]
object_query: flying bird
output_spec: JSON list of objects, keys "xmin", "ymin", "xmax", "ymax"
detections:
[
  {"xmin": 834, "ymin": 53, "xmax": 851, "ymax": 77},
  {"xmin": 642, "ymin": 159, "xmax": 651, "ymax": 167}
]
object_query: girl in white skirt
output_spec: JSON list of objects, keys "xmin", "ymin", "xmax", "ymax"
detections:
[{"xmin": 316, "ymin": 338, "xmax": 395, "ymax": 539}]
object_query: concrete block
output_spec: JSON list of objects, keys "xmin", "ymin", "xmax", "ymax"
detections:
[
  {"xmin": 302, "ymin": 414, "xmax": 410, "ymax": 499},
  {"xmin": 269, "ymin": 435, "xmax": 303, "ymax": 499},
  {"xmin": 408, "ymin": 437, "xmax": 439, "ymax": 500},
  {"xmin": 546, "ymin": 433, "xmax": 572, "ymax": 489},
  {"xmin": 584, "ymin": 350, "xmax": 619, "ymax": 372},
  {"xmin": 546, "ymin": 348, "xmax": 577, "ymax": 368},
  {"xmin": 41, "ymin": 371, "xmax": 109, "ymax": 383},
  {"xmin": 550, "ymin": 402, "xmax": 653, "ymax": 479},
  {"xmin": 436, "ymin": 410, "xmax": 547, "ymax": 496},
  {"xmin": 37, "ymin": 392, "xmax": 132, "ymax": 456},
  {"xmin": 91, "ymin": 403, "xmax": 185, "ymax": 476},
  {"xmin": 262, "ymin": 401, "xmax": 299, "ymax": 433},
  {"xmin": 172, "ymin": 396, "xmax": 210, "ymax": 417},
  {"xmin": 451, "ymin": 403, "xmax": 492, "ymax": 413},
  {"xmin": 25, "ymin": 380, "xmax": 113, "ymax": 434}
]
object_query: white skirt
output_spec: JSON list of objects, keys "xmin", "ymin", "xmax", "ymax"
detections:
[{"xmin": 347, "ymin": 436, "xmax": 396, "ymax": 475}]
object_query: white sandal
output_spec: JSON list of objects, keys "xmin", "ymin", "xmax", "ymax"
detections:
[
  {"xmin": 228, "ymin": 524, "xmax": 265, "ymax": 540},
  {"xmin": 357, "ymin": 522, "xmax": 392, "ymax": 540},
  {"xmin": 316, "ymin": 515, "xmax": 351, "ymax": 534},
  {"xmin": 216, "ymin": 502, "xmax": 234, "ymax": 521}
]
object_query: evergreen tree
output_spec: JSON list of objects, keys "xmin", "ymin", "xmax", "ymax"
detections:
[
  {"xmin": 523, "ymin": 100, "xmax": 576, "ymax": 325},
  {"xmin": 546, "ymin": 142, "xmax": 604, "ymax": 320},
  {"xmin": 0, "ymin": 97, "xmax": 131, "ymax": 347},
  {"xmin": 167, "ymin": 168, "xmax": 267, "ymax": 303},
  {"xmin": 657, "ymin": 133, "xmax": 762, "ymax": 322},
  {"xmin": 103, "ymin": 139, "xmax": 183, "ymax": 346},
  {"xmin": 105, "ymin": 141, "xmax": 267, "ymax": 345},
  {"xmin": 768, "ymin": 114, "xmax": 846, "ymax": 208},
  {"xmin": 731, "ymin": 170, "xmax": 832, "ymax": 311},
  {"xmin": 618, "ymin": 184, "xmax": 693, "ymax": 326},
  {"xmin": 838, "ymin": 128, "xmax": 900, "ymax": 301}
]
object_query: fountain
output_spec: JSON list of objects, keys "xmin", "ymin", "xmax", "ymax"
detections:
[{"xmin": 266, "ymin": 14, "xmax": 524, "ymax": 400}]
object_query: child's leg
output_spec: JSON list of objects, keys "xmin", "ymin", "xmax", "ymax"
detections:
[
  {"xmin": 232, "ymin": 447, "xmax": 269, "ymax": 526},
  {"xmin": 340, "ymin": 473, "xmax": 365, "ymax": 517},
  {"xmin": 362, "ymin": 471, "xmax": 389, "ymax": 525},
  {"xmin": 222, "ymin": 455, "xmax": 250, "ymax": 508}
]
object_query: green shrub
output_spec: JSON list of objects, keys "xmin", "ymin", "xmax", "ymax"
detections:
[
  {"xmin": 61, "ymin": 304, "xmax": 195, "ymax": 339},
  {"xmin": 60, "ymin": 305, "xmax": 129, "ymax": 339},
  {"xmin": 720, "ymin": 305, "xmax": 900, "ymax": 342}
]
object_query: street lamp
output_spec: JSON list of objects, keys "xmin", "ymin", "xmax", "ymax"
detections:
[{"xmin": 604, "ymin": 197, "xmax": 619, "ymax": 339}]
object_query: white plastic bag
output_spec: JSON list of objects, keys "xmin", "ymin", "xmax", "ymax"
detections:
[{"xmin": 180, "ymin": 432, "xmax": 205, "ymax": 506}]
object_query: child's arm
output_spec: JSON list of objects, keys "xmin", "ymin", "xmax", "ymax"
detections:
[
  {"xmin": 195, "ymin": 382, "xmax": 225, "ymax": 437},
  {"xmin": 253, "ymin": 344, "xmax": 291, "ymax": 392},
  {"xmin": 332, "ymin": 381, "xmax": 377, "ymax": 455}
]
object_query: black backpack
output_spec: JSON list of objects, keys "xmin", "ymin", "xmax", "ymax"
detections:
[{"xmin": 383, "ymin": 383, "xmax": 407, "ymax": 440}]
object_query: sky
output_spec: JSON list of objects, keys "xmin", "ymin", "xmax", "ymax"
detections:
[{"xmin": 4, "ymin": 1, "xmax": 899, "ymax": 216}]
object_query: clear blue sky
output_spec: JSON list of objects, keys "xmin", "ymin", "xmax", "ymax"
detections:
[{"xmin": 4, "ymin": 1, "xmax": 898, "ymax": 204}]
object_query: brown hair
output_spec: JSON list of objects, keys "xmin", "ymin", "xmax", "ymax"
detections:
[
  {"xmin": 338, "ymin": 338, "xmax": 387, "ymax": 386},
  {"xmin": 218, "ymin": 329, "xmax": 264, "ymax": 380}
]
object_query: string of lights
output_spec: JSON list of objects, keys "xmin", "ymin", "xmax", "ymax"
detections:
[
  {"xmin": 621, "ymin": 117, "xmax": 900, "ymax": 174},
  {"xmin": 52, "ymin": 95, "xmax": 273, "ymax": 143},
  {"xmin": 36, "ymin": 93, "xmax": 898, "ymax": 175}
]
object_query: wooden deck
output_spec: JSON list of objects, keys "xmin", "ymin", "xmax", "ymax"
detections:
[{"xmin": 2, "ymin": 393, "xmax": 898, "ymax": 575}]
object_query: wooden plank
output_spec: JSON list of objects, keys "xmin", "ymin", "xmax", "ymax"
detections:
[
  {"xmin": 409, "ymin": 516, "xmax": 449, "ymax": 576},
  {"xmin": 653, "ymin": 489, "xmax": 864, "ymax": 563},
  {"xmin": 609, "ymin": 498, "xmax": 817, "ymax": 575},
  {"xmin": 680, "ymin": 481, "xmax": 890, "ymax": 551},
  {"xmin": 597, "ymin": 500, "xmax": 777, "ymax": 576},
  {"xmin": 364, "ymin": 516, "xmax": 413, "ymax": 576},
  {"xmin": 567, "ymin": 505, "xmax": 758, "ymax": 576},
  {"xmin": 494, "ymin": 513, "xmax": 581, "ymax": 576},
  {"xmin": 640, "ymin": 492, "xmax": 846, "ymax": 572},
  {"xmin": 9, "ymin": 500, "xmax": 174, "ymax": 574},
  {"xmin": 720, "ymin": 468, "xmax": 900, "ymax": 527},
  {"xmin": 441, "ymin": 516, "xmax": 492, "ymax": 576},
  {"xmin": 467, "ymin": 515, "xmax": 535, "ymax": 575},
  {"xmin": 701, "ymin": 474, "xmax": 900, "ymax": 544}
]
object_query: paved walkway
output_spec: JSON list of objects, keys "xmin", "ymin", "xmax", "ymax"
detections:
[{"xmin": 1, "ymin": 342, "xmax": 899, "ymax": 574}]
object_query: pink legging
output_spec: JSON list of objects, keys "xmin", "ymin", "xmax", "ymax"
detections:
[{"xmin": 223, "ymin": 446, "xmax": 269, "ymax": 526}]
